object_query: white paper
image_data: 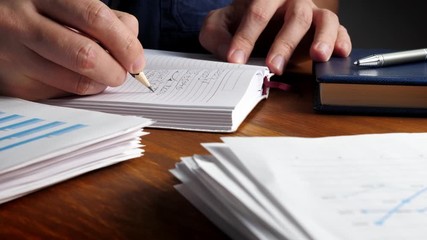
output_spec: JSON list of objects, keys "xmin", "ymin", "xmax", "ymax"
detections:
[
  {"xmin": 173, "ymin": 133, "xmax": 427, "ymax": 240},
  {"xmin": 0, "ymin": 97, "xmax": 153, "ymax": 204},
  {"xmin": 43, "ymin": 49, "xmax": 270, "ymax": 132}
]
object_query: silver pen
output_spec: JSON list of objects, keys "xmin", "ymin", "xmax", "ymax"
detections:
[{"xmin": 353, "ymin": 48, "xmax": 427, "ymax": 67}]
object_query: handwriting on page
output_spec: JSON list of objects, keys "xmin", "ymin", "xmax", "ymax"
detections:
[
  {"xmin": 104, "ymin": 69, "xmax": 248, "ymax": 106},
  {"xmin": 149, "ymin": 69, "xmax": 228, "ymax": 101}
]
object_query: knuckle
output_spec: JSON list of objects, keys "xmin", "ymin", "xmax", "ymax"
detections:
[
  {"xmin": 84, "ymin": 2, "xmax": 113, "ymax": 27},
  {"xmin": 0, "ymin": 10, "xmax": 18, "ymax": 33},
  {"xmin": 199, "ymin": 22, "xmax": 214, "ymax": 42},
  {"xmin": 288, "ymin": 6, "xmax": 312, "ymax": 29},
  {"xmin": 75, "ymin": 43, "xmax": 97, "ymax": 72},
  {"xmin": 201, "ymin": 11, "xmax": 215, "ymax": 32},
  {"xmin": 277, "ymin": 39, "xmax": 296, "ymax": 56},
  {"xmin": 339, "ymin": 25, "xmax": 349, "ymax": 34},
  {"xmin": 126, "ymin": 14, "xmax": 139, "ymax": 31},
  {"xmin": 117, "ymin": 12, "xmax": 139, "ymax": 34},
  {"xmin": 74, "ymin": 72, "xmax": 123, "ymax": 95},
  {"xmin": 317, "ymin": 9, "xmax": 338, "ymax": 22},
  {"xmin": 236, "ymin": 32, "xmax": 256, "ymax": 50},
  {"xmin": 74, "ymin": 75, "xmax": 107, "ymax": 95},
  {"xmin": 74, "ymin": 75, "xmax": 92, "ymax": 95},
  {"xmin": 205, "ymin": 9, "xmax": 216, "ymax": 20},
  {"xmin": 1, "ymin": 5, "xmax": 35, "ymax": 40},
  {"xmin": 124, "ymin": 33, "xmax": 138, "ymax": 52},
  {"xmin": 248, "ymin": 6, "xmax": 270, "ymax": 26}
]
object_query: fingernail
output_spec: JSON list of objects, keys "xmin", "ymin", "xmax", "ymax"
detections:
[
  {"xmin": 271, "ymin": 55, "xmax": 285, "ymax": 73},
  {"xmin": 132, "ymin": 54, "xmax": 145, "ymax": 73},
  {"xmin": 229, "ymin": 49, "xmax": 246, "ymax": 64}
]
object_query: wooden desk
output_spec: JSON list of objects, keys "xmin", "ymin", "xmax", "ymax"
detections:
[{"xmin": 2, "ymin": 66, "xmax": 427, "ymax": 239}]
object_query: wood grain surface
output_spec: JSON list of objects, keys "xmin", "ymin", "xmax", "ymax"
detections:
[{"xmin": 2, "ymin": 63, "xmax": 427, "ymax": 239}]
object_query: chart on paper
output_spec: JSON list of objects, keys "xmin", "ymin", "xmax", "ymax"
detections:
[
  {"xmin": 317, "ymin": 182, "xmax": 427, "ymax": 226},
  {"xmin": 290, "ymin": 156, "xmax": 427, "ymax": 239},
  {"xmin": 0, "ymin": 111, "xmax": 86, "ymax": 152}
]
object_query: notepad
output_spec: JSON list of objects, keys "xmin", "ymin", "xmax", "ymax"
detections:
[
  {"xmin": 0, "ymin": 97, "xmax": 153, "ymax": 204},
  {"xmin": 43, "ymin": 49, "xmax": 273, "ymax": 132},
  {"xmin": 172, "ymin": 133, "xmax": 427, "ymax": 240}
]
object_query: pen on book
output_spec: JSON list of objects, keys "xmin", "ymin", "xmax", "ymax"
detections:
[
  {"xmin": 130, "ymin": 72, "xmax": 154, "ymax": 92},
  {"xmin": 353, "ymin": 48, "xmax": 427, "ymax": 67}
]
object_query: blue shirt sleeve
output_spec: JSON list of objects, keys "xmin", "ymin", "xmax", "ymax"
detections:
[{"xmin": 105, "ymin": 0, "xmax": 231, "ymax": 52}]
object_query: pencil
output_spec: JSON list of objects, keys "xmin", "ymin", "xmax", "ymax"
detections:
[{"xmin": 130, "ymin": 72, "xmax": 154, "ymax": 92}]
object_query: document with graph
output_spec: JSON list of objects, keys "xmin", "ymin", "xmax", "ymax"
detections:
[
  {"xmin": 172, "ymin": 133, "xmax": 427, "ymax": 240},
  {"xmin": 43, "ymin": 49, "xmax": 272, "ymax": 132},
  {"xmin": 0, "ymin": 97, "xmax": 152, "ymax": 204}
]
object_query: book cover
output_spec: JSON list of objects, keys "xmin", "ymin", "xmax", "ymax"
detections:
[{"xmin": 313, "ymin": 49, "xmax": 427, "ymax": 115}]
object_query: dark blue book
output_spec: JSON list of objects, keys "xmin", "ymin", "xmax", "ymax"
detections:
[{"xmin": 313, "ymin": 49, "xmax": 427, "ymax": 115}]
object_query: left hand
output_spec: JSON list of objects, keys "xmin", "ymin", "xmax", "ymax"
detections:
[{"xmin": 199, "ymin": 0, "xmax": 352, "ymax": 75}]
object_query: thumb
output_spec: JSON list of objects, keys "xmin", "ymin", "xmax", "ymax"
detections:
[{"xmin": 199, "ymin": 9, "xmax": 233, "ymax": 61}]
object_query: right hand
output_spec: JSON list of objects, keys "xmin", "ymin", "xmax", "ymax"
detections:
[
  {"xmin": 0, "ymin": 0, "xmax": 145, "ymax": 100},
  {"xmin": 199, "ymin": 0, "xmax": 351, "ymax": 75}
]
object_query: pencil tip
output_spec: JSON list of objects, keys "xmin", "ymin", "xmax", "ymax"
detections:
[
  {"xmin": 148, "ymin": 86, "xmax": 155, "ymax": 93},
  {"xmin": 353, "ymin": 60, "xmax": 359, "ymax": 65}
]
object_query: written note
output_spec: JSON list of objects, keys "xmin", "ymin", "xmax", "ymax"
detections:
[
  {"xmin": 41, "ymin": 48, "xmax": 270, "ymax": 132},
  {"xmin": 99, "ymin": 68, "xmax": 259, "ymax": 107}
]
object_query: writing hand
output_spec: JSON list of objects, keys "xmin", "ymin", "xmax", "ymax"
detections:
[
  {"xmin": 199, "ymin": 0, "xmax": 351, "ymax": 75},
  {"xmin": 0, "ymin": 0, "xmax": 144, "ymax": 100}
]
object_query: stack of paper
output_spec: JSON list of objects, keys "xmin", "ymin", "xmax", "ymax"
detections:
[
  {"xmin": 43, "ymin": 49, "xmax": 271, "ymax": 132},
  {"xmin": 172, "ymin": 133, "xmax": 427, "ymax": 240},
  {"xmin": 0, "ymin": 97, "xmax": 153, "ymax": 204}
]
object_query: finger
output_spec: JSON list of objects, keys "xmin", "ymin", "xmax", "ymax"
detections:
[
  {"xmin": 333, "ymin": 25, "xmax": 352, "ymax": 57},
  {"xmin": 0, "ymin": 64, "xmax": 68, "ymax": 100},
  {"xmin": 309, "ymin": 8, "xmax": 339, "ymax": 62},
  {"xmin": 0, "ymin": 43, "xmax": 105, "ymax": 100},
  {"xmin": 199, "ymin": 9, "xmax": 233, "ymax": 61},
  {"xmin": 113, "ymin": 10, "xmax": 139, "ymax": 37},
  {"xmin": 35, "ymin": 0, "xmax": 145, "ymax": 73},
  {"xmin": 0, "ymin": 74, "xmax": 71, "ymax": 101},
  {"xmin": 23, "ymin": 14, "xmax": 127, "ymax": 88},
  {"xmin": 20, "ymin": 45, "xmax": 107, "ymax": 95},
  {"xmin": 227, "ymin": 1, "xmax": 281, "ymax": 64},
  {"xmin": 266, "ymin": 0, "xmax": 314, "ymax": 75}
]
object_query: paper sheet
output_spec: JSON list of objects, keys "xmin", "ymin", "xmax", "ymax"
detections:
[
  {"xmin": 173, "ymin": 133, "xmax": 427, "ymax": 240},
  {"xmin": 0, "ymin": 97, "xmax": 152, "ymax": 204},
  {"xmin": 42, "ymin": 49, "xmax": 269, "ymax": 132}
]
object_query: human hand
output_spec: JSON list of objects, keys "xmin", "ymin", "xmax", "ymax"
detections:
[
  {"xmin": 0, "ymin": 0, "xmax": 144, "ymax": 100},
  {"xmin": 199, "ymin": 0, "xmax": 352, "ymax": 75}
]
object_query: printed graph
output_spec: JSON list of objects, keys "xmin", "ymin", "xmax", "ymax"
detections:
[
  {"xmin": 318, "ymin": 183, "xmax": 427, "ymax": 228},
  {"xmin": 0, "ymin": 112, "xmax": 86, "ymax": 152}
]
